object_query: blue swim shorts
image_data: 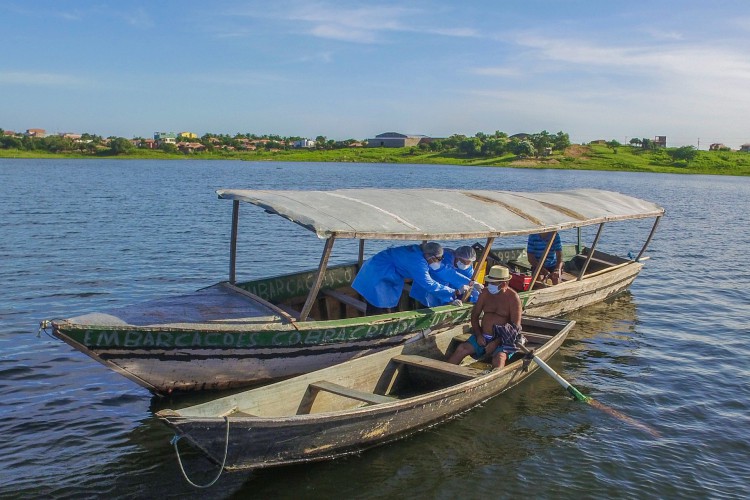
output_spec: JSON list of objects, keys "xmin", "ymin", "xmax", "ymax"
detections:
[{"xmin": 467, "ymin": 335, "xmax": 517, "ymax": 360}]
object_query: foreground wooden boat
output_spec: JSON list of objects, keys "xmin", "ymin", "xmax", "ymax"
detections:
[
  {"xmin": 47, "ymin": 188, "xmax": 663, "ymax": 394},
  {"xmin": 157, "ymin": 316, "xmax": 575, "ymax": 472}
]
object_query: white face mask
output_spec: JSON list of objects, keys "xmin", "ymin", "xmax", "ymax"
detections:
[
  {"xmin": 428, "ymin": 262, "xmax": 441, "ymax": 271},
  {"xmin": 456, "ymin": 262, "xmax": 471, "ymax": 271},
  {"xmin": 487, "ymin": 284, "xmax": 500, "ymax": 294}
]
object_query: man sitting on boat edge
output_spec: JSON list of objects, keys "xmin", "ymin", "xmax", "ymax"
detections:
[
  {"xmin": 352, "ymin": 242, "xmax": 469, "ymax": 315},
  {"xmin": 447, "ymin": 265, "xmax": 523, "ymax": 370}
]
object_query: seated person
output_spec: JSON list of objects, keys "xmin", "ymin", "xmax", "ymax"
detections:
[
  {"xmin": 412, "ymin": 245, "xmax": 481, "ymax": 307},
  {"xmin": 447, "ymin": 265, "xmax": 522, "ymax": 369},
  {"xmin": 352, "ymin": 242, "xmax": 464, "ymax": 315},
  {"xmin": 527, "ymin": 231, "xmax": 563, "ymax": 284}
]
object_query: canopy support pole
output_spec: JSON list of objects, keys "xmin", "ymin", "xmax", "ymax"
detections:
[
  {"xmin": 529, "ymin": 231, "xmax": 558, "ymax": 289},
  {"xmin": 463, "ymin": 237, "xmax": 494, "ymax": 301},
  {"xmin": 357, "ymin": 239, "xmax": 365, "ymax": 270},
  {"xmin": 299, "ymin": 236, "xmax": 336, "ymax": 322},
  {"xmin": 229, "ymin": 200, "xmax": 240, "ymax": 284},
  {"xmin": 577, "ymin": 227, "xmax": 582, "ymax": 254},
  {"xmin": 577, "ymin": 223, "xmax": 604, "ymax": 281},
  {"xmin": 636, "ymin": 216, "xmax": 661, "ymax": 262}
]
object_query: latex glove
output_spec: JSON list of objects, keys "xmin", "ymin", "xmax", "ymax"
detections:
[
  {"xmin": 458, "ymin": 284, "xmax": 471, "ymax": 295},
  {"xmin": 451, "ymin": 299, "xmax": 463, "ymax": 307},
  {"xmin": 471, "ymin": 281, "xmax": 484, "ymax": 292}
]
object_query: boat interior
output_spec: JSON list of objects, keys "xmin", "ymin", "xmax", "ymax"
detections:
[
  {"xmin": 169, "ymin": 317, "xmax": 569, "ymax": 419},
  {"xmin": 233, "ymin": 245, "xmax": 630, "ymax": 323}
]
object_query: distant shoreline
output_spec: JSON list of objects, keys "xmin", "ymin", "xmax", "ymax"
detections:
[{"xmin": 1, "ymin": 145, "xmax": 748, "ymax": 176}]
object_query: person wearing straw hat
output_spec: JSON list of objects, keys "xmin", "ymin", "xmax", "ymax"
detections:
[{"xmin": 447, "ymin": 265, "xmax": 523, "ymax": 369}]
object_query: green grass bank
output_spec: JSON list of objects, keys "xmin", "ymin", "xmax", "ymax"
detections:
[{"xmin": 2, "ymin": 144, "xmax": 749, "ymax": 176}]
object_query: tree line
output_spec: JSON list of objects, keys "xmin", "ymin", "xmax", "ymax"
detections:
[{"xmin": 0, "ymin": 128, "xmax": 571, "ymax": 157}]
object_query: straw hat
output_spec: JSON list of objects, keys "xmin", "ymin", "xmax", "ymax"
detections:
[{"xmin": 484, "ymin": 265, "xmax": 511, "ymax": 282}]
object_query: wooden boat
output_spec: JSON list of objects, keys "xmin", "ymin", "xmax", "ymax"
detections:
[
  {"xmin": 47, "ymin": 188, "xmax": 663, "ymax": 394},
  {"xmin": 157, "ymin": 316, "xmax": 575, "ymax": 472}
]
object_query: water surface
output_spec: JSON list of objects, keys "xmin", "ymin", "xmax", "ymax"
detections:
[{"xmin": 1, "ymin": 159, "xmax": 748, "ymax": 498}]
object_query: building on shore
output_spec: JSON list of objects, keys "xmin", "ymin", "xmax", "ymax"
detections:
[{"xmin": 366, "ymin": 132, "xmax": 430, "ymax": 148}]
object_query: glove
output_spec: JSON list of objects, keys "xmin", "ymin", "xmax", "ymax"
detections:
[
  {"xmin": 451, "ymin": 299, "xmax": 463, "ymax": 306},
  {"xmin": 471, "ymin": 281, "xmax": 484, "ymax": 292},
  {"xmin": 458, "ymin": 284, "xmax": 471, "ymax": 295}
]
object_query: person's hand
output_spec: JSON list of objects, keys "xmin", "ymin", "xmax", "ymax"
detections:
[
  {"xmin": 471, "ymin": 281, "xmax": 484, "ymax": 292},
  {"xmin": 450, "ymin": 299, "xmax": 463, "ymax": 307},
  {"xmin": 459, "ymin": 284, "xmax": 471, "ymax": 295}
]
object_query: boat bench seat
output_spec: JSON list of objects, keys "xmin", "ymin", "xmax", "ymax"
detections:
[
  {"xmin": 321, "ymin": 289, "xmax": 367, "ymax": 313},
  {"xmin": 274, "ymin": 302, "xmax": 302, "ymax": 320},
  {"xmin": 309, "ymin": 380, "xmax": 395, "ymax": 405},
  {"xmin": 392, "ymin": 354, "xmax": 484, "ymax": 379}
]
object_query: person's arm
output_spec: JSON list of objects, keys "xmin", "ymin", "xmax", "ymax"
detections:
[
  {"xmin": 412, "ymin": 262, "xmax": 457, "ymax": 303},
  {"xmin": 470, "ymin": 293, "xmax": 486, "ymax": 345},
  {"xmin": 510, "ymin": 292, "xmax": 523, "ymax": 328},
  {"xmin": 554, "ymin": 249, "xmax": 563, "ymax": 273}
]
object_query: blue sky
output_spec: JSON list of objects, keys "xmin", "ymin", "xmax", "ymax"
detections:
[{"xmin": 2, "ymin": 1, "xmax": 749, "ymax": 148}]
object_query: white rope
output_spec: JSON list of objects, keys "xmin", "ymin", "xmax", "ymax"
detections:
[{"xmin": 171, "ymin": 416, "xmax": 230, "ymax": 488}]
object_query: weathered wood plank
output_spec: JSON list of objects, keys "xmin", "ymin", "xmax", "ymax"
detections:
[
  {"xmin": 321, "ymin": 289, "xmax": 367, "ymax": 313},
  {"xmin": 392, "ymin": 354, "xmax": 484, "ymax": 379},
  {"xmin": 309, "ymin": 380, "xmax": 395, "ymax": 405}
]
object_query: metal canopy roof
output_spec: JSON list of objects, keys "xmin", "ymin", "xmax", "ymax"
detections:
[{"xmin": 216, "ymin": 188, "xmax": 665, "ymax": 240}]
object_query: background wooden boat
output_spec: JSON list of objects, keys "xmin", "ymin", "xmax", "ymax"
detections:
[
  {"xmin": 157, "ymin": 316, "xmax": 575, "ymax": 471},
  {"xmin": 48, "ymin": 188, "xmax": 662, "ymax": 394}
]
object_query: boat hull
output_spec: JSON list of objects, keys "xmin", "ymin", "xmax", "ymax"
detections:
[
  {"xmin": 158, "ymin": 318, "xmax": 572, "ymax": 470},
  {"xmin": 51, "ymin": 260, "xmax": 639, "ymax": 394}
]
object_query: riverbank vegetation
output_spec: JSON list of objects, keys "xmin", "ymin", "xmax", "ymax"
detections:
[{"xmin": 1, "ymin": 130, "xmax": 748, "ymax": 176}]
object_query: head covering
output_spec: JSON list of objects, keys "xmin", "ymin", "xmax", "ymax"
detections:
[
  {"xmin": 454, "ymin": 245, "xmax": 476, "ymax": 262},
  {"xmin": 485, "ymin": 265, "xmax": 511, "ymax": 282},
  {"xmin": 421, "ymin": 242, "xmax": 443, "ymax": 259}
]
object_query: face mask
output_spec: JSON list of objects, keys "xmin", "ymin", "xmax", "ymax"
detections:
[
  {"xmin": 487, "ymin": 284, "xmax": 500, "ymax": 294},
  {"xmin": 456, "ymin": 262, "xmax": 471, "ymax": 271},
  {"xmin": 428, "ymin": 262, "xmax": 441, "ymax": 271}
]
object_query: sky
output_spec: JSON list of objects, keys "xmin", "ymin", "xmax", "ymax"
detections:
[{"xmin": 2, "ymin": 1, "xmax": 750, "ymax": 149}]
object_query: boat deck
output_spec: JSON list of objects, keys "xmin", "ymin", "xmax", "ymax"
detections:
[{"xmin": 63, "ymin": 283, "xmax": 285, "ymax": 329}]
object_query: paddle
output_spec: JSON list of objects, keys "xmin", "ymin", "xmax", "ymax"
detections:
[{"xmin": 518, "ymin": 344, "xmax": 660, "ymax": 438}]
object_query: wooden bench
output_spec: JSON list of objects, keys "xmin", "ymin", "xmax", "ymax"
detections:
[
  {"xmin": 321, "ymin": 289, "xmax": 367, "ymax": 313},
  {"xmin": 274, "ymin": 302, "xmax": 302, "ymax": 320},
  {"xmin": 308, "ymin": 380, "xmax": 395, "ymax": 405},
  {"xmin": 392, "ymin": 354, "xmax": 484, "ymax": 379}
]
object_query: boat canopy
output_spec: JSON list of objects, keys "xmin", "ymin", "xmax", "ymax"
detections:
[{"xmin": 217, "ymin": 188, "xmax": 665, "ymax": 240}]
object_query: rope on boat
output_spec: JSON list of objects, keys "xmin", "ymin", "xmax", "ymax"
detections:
[
  {"xmin": 171, "ymin": 416, "xmax": 230, "ymax": 488},
  {"xmin": 37, "ymin": 320, "xmax": 54, "ymax": 339}
]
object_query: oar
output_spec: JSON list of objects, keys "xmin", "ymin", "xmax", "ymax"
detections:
[{"xmin": 519, "ymin": 344, "xmax": 660, "ymax": 438}]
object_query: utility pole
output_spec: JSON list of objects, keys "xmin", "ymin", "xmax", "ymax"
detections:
[{"xmin": 697, "ymin": 138, "xmax": 700, "ymax": 150}]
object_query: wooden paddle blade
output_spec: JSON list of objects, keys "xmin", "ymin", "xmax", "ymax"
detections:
[{"xmin": 587, "ymin": 398, "xmax": 661, "ymax": 438}]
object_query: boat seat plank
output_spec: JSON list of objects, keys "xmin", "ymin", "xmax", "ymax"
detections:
[
  {"xmin": 309, "ymin": 380, "xmax": 395, "ymax": 405},
  {"xmin": 320, "ymin": 289, "xmax": 367, "ymax": 313},
  {"xmin": 392, "ymin": 354, "xmax": 484, "ymax": 379},
  {"xmin": 274, "ymin": 303, "xmax": 302, "ymax": 320}
]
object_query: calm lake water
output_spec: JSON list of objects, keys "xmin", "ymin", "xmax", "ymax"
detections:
[{"xmin": 1, "ymin": 159, "xmax": 749, "ymax": 499}]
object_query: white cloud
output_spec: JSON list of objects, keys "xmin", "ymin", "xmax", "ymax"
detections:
[{"xmin": 226, "ymin": 1, "xmax": 477, "ymax": 43}]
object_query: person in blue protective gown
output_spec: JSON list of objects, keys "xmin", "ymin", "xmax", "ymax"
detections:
[
  {"xmin": 413, "ymin": 245, "xmax": 483, "ymax": 307},
  {"xmin": 352, "ymin": 242, "xmax": 464, "ymax": 315}
]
